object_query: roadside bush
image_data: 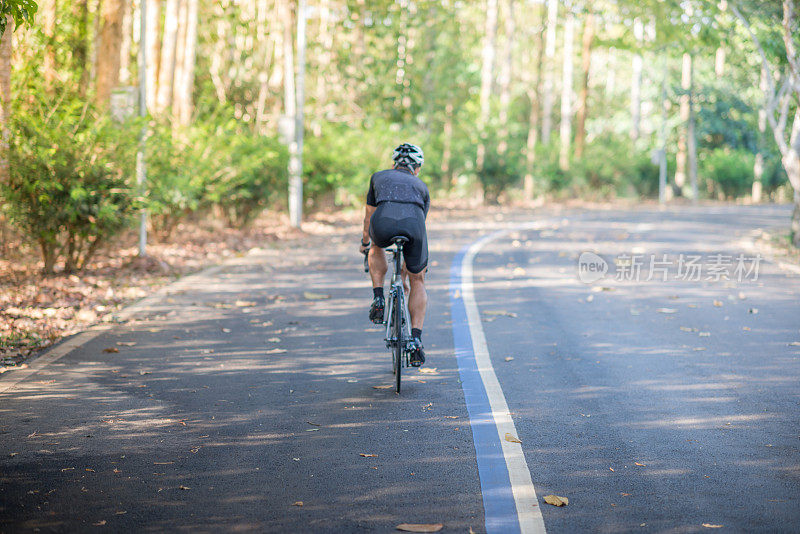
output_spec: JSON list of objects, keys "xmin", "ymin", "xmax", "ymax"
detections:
[
  {"xmin": 700, "ymin": 148, "xmax": 754, "ymax": 199},
  {"xmin": 2, "ymin": 99, "xmax": 138, "ymax": 273}
]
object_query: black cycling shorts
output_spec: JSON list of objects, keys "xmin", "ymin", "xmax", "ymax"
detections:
[{"xmin": 369, "ymin": 202, "xmax": 428, "ymax": 274}]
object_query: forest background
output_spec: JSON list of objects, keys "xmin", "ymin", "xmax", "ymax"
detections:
[{"xmin": 0, "ymin": 0, "xmax": 799, "ymax": 360}]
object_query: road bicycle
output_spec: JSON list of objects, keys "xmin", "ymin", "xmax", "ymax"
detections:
[{"xmin": 364, "ymin": 236, "xmax": 412, "ymax": 393}]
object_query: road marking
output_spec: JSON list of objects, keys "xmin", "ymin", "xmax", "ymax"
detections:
[{"xmin": 450, "ymin": 224, "xmax": 548, "ymax": 534}]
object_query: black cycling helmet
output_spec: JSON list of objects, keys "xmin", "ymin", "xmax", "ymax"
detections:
[{"xmin": 392, "ymin": 143, "xmax": 424, "ymax": 169}]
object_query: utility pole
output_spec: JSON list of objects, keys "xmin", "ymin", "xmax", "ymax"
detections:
[
  {"xmin": 137, "ymin": 0, "xmax": 148, "ymax": 256},
  {"xmin": 288, "ymin": 0, "xmax": 307, "ymax": 228}
]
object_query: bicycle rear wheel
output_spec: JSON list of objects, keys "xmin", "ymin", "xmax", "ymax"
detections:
[{"xmin": 393, "ymin": 289, "xmax": 402, "ymax": 393}]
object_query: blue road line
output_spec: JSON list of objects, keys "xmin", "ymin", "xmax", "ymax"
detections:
[{"xmin": 450, "ymin": 245, "xmax": 521, "ymax": 534}]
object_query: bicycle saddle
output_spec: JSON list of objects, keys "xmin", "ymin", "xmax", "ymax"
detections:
[{"xmin": 391, "ymin": 236, "xmax": 409, "ymax": 245}]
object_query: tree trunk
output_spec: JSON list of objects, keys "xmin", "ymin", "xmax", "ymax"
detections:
[
  {"xmin": 74, "ymin": 0, "xmax": 90, "ymax": 94},
  {"xmin": 793, "ymin": 190, "xmax": 800, "ymax": 247},
  {"xmin": 41, "ymin": 0, "xmax": 58, "ymax": 84},
  {"xmin": 715, "ymin": 46, "xmax": 725, "ymax": 78},
  {"xmin": 442, "ymin": 101, "xmax": 454, "ymax": 186},
  {"xmin": 119, "ymin": 0, "xmax": 133, "ymax": 85},
  {"xmin": 497, "ymin": 0, "xmax": 515, "ymax": 155},
  {"xmin": 156, "ymin": 0, "xmax": 180, "ymax": 113},
  {"xmin": 675, "ymin": 52, "xmax": 692, "ymax": 195},
  {"xmin": 96, "ymin": 0, "xmax": 125, "ymax": 106},
  {"xmin": 172, "ymin": 0, "xmax": 187, "ymax": 121},
  {"xmin": 0, "ymin": 16, "xmax": 12, "ymax": 185},
  {"xmin": 178, "ymin": 0, "xmax": 197, "ymax": 125},
  {"xmin": 145, "ymin": 0, "xmax": 162, "ymax": 109},
  {"xmin": 541, "ymin": 0, "xmax": 557, "ymax": 142},
  {"xmin": 558, "ymin": 10, "xmax": 575, "ymax": 171},
  {"xmin": 630, "ymin": 18, "xmax": 643, "ymax": 141},
  {"xmin": 476, "ymin": 0, "xmax": 498, "ymax": 172},
  {"xmin": 523, "ymin": 4, "xmax": 546, "ymax": 199},
  {"xmin": 574, "ymin": 12, "xmax": 593, "ymax": 159}
]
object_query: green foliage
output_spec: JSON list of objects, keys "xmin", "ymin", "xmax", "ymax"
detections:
[
  {"xmin": 478, "ymin": 143, "xmax": 521, "ymax": 204},
  {"xmin": 146, "ymin": 117, "xmax": 289, "ymax": 232},
  {"xmin": 2, "ymin": 97, "xmax": 139, "ymax": 273},
  {"xmin": 700, "ymin": 148, "xmax": 755, "ymax": 199},
  {"xmin": 0, "ymin": 0, "xmax": 37, "ymax": 36}
]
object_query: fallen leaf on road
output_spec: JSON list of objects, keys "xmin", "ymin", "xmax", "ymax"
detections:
[
  {"xmin": 484, "ymin": 310, "xmax": 518, "ymax": 318},
  {"xmin": 396, "ymin": 524, "xmax": 443, "ymax": 533},
  {"xmin": 292, "ymin": 501, "xmax": 303, "ymax": 507},
  {"xmin": 504, "ymin": 357, "xmax": 514, "ymax": 362},
  {"xmin": 235, "ymin": 300, "xmax": 257, "ymax": 307},
  {"xmin": 702, "ymin": 524, "xmax": 723, "ymax": 529},
  {"xmin": 713, "ymin": 300, "xmax": 723, "ymax": 307},
  {"xmin": 373, "ymin": 385, "xmax": 393, "ymax": 389},
  {"xmin": 359, "ymin": 453, "xmax": 378, "ymax": 457},
  {"xmin": 543, "ymin": 495, "xmax": 569, "ymax": 507},
  {"xmin": 116, "ymin": 342, "xmax": 137, "ymax": 346},
  {"xmin": 699, "ymin": 332, "xmax": 711, "ymax": 337},
  {"xmin": 738, "ymin": 292, "xmax": 746, "ymax": 300},
  {"xmin": 585, "ymin": 295, "xmax": 594, "ymax": 303},
  {"xmin": 657, "ymin": 308, "xmax": 677, "ymax": 314},
  {"xmin": 419, "ymin": 368, "xmax": 438, "ymax": 374},
  {"xmin": 306, "ymin": 421, "xmax": 321, "ymax": 426},
  {"xmin": 303, "ymin": 292, "xmax": 331, "ymax": 300},
  {"xmin": 789, "ymin": 342, "xmax": 800, "ymax": 347},
  {"xmin": 504, "ymin": 433, "xmax": 522, "ymax": 444},
  {"xmin": 609, "ymin": 467, "xmax": 615, "ymax": 472},
  {"xmin": 179, "ymin": 485, "xmax": 190, "ymax": 490},
  {"xmin": 221, "ymin": 328, "xmax": 231, "ymax": 333},
  {"xmin": 9, "ymin": 452, "xmax": 18, "ymax": 457},
  {"xmin": 268, "ymin": 337, "xmax": 281, "ymax": 343},
  {"xmin": 93, "ymin": 520, "xmax": 106, "ymax": 526},
  {"xmin": 444, "ymin": 416, "xmax": 458, "ymax": 419},
  {"xmin": 103, "ymin": 347, "xmax": 119, "ymax": 353},
  {"xmin": 266, "ymin": 348, "xmax": 287, "ymax": 354},
  {"xmin": 634, "ymin": 462, "xmax": 646, "ymax": 466}
]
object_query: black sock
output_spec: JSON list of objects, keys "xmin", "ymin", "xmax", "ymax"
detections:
[
  {"xmin": 373, "ymin": 287, "xmax": 384, "ymax": 299},
  {"xmin": 412, "ymin": 328, "xmax": 422, "ymax": 340}
]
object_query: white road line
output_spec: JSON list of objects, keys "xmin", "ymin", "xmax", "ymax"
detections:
[{"xmin": 462, "ymin": 222, "xmax": 550, "ymax": 534}]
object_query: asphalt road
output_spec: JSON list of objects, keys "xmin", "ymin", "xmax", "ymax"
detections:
[{"xmin": 1, "ymin": 204, "xmax": 798, "ymax": 533}]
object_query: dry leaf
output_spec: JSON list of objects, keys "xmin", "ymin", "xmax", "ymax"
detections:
[
  {"xmin": 93, "ymin": 520, "xmax": 107, "ymax": 526},
  {"xmin": 304, "ymin": 292, "xmax": 331, "ymax": 300},
  {"xmin": 266, "ymin": 348, "xmax": 287, "ymax": 354},
  {"xmin": 484, "ymin": 310, "xmax": 517, "ymax": 318},
  {"xmin": 585, "ymin": 295, "xmax": 594, "ymax": 303},
  {"xmin": 418, "ymin": 368, "xmax": 438, "ymax": 374},
  {"xmin": 292, "ymin": 501, "xmax": 304, "ymax": 507},
  {"xmin": 373, "ymin": 385, "xmax": 393, "ymax": 389},
  {"xmin": 359, "ymin": 453, "xmax": 378, "ymax": 457},
  {"xmin": 657, "ymin": 308, "xmax": 677, "ymax": 314},
  {"xmin": 222, "ymin": 328, "xmax": 231, "ymax": 333},
  {"xmin": 116, "ymin": 342, "xmax": 137, "ymax": 346},
  {"xmin": 609, "ymin": 467, "xmax": 615, "ymax": 472},
  {"xmin": 702, "ymin": 524, "xmax": 723, "ymax": 529},
  {"xmin": 504, "ymin": 357, "xmax": 514, "ymax": 362},
  {"xmin": 634, "ymin": 462, "xmax": 645, "ymax": 466},
  {"xmin": 103, "ymin": 347, "xmax": 119, "ymax": 353},
  {"xmin": 543, "ymin": 495, "xmax": 569, "ymax": 507},
  {"xmin": 268, "ymin": 337, "xmax": 281, "ymax": 343},
  {"xmin": 789, "ymin": 342, "xmax": 800, "ymax": 347},
  {"xmin": 178, "ymin": 485, "xmax": 190, "ymax": 490},
  {"xmin": 713, "ymin": 300, "xmax": 723, "ymax": 307},
  {"xmin": 396, "ymin": 524, "xmax": 443, "ymax": 533},
  {"xmin": 504, "ymin": 433, "xmax": 522, "ymax": 444},
  {"xmin": 235, "ymin": 300, "xmax": 257, "ymax": 307}
]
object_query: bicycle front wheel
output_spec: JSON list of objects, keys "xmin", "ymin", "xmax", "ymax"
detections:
[{"xmin": 393, "ymin": 290, "xmax": 402, "ymax": 393}]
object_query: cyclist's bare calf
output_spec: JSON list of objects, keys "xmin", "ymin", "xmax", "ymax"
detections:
[{"xmin": 405, "ymin": 267, "xmax": 427, "ymax": 330}]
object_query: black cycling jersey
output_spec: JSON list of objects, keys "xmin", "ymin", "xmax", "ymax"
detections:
[{"xmin": 366, "ymin": 168, "xmax": 430, "ymax": 216}]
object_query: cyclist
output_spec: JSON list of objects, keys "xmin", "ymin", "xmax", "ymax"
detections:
[{"xmin": 359, "ymin": 143, "xmax": 430, "ymax": 367}]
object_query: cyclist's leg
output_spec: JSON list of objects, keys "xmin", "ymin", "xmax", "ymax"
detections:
[
  {"xmin": 367, "ymin": 245, "xmax": 388, "ymax": 288},
  {"xmin": 407, "ymin": 268, "xmax": 427, "ymax": 330}
]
